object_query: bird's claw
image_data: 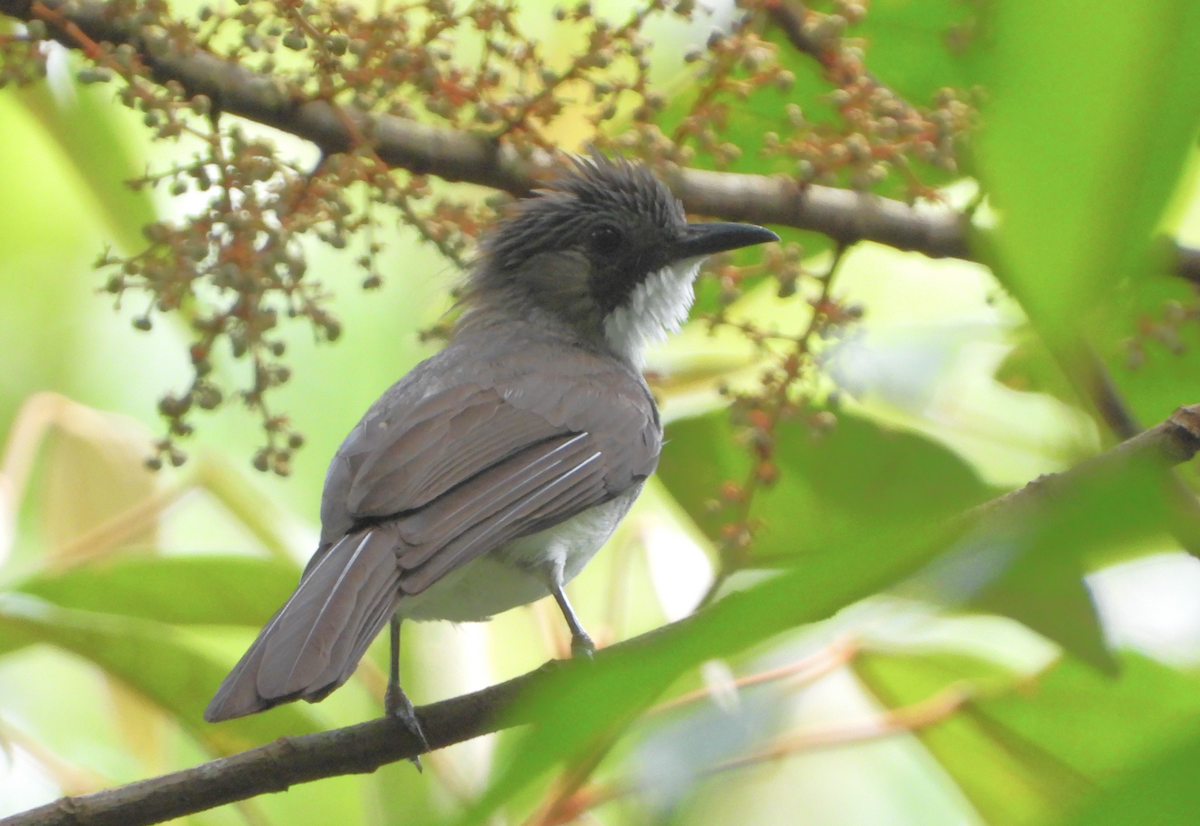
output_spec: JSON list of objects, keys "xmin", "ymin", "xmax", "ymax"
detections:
[
  {"xmin": 571, "ymin": 632, "xmax": 595, "ymax": 660},
  {"xmin": 385, "ymin": 684, "xmax": 430, "ymax": 771}
]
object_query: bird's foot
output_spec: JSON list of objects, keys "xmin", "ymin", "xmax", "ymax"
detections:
[
  {"xmin": 385, "ymin": 684, "xmax": 430, "ymax": 772},
  {"xmin": 571, "ymin": 631, "xmax": 595, "ymax": 661}
]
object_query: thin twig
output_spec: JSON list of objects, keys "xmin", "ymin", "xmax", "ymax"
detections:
[
  {"xmin": 710, "ymin": 680, "xmax": 978, "ymax": 772},
  {"xmin": 526, "ymin": 637, "xmax": 856, "ymax": 826},
  {"xmin": 698, "ymin": 243, "xmax": 850, "ymax": 607},
  {"xmin": 648, "ymin": 636, "xmax": 857, "ymax": 717},
  {"xmin": 1076, "ymin": 343, "xmax": 1200, "ymax": 557},
  {"xmin": 548, "ymin": 675, "xmax": 1009, "ymax": 820}
]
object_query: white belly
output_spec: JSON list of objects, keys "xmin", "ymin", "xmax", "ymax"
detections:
[{"xmin": 397, "ymin": 487, "xmax": 641, "ymax": 622}]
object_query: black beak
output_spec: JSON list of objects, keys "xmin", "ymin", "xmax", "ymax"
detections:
[{"xmin": 674, "ymin": 222, "xmax": 779, "ymax": 260}]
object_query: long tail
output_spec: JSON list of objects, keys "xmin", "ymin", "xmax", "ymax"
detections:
[{"xmin": 205, "ymin": 525, "xmax": 401, "ymax": 722}]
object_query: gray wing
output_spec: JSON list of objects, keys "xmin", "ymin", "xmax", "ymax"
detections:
[
  {"xmin": 324, "ymin": 371, "xmax": 659, "ymax": 589},
  {"xmin": 206, "ymin": 347, "xmax": 660, "ymax": 722}
]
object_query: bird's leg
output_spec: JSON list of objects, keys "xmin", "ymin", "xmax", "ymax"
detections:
[
  {"xmin": 386, "ymin": 613, "xmax": 430, "ymax": 770},
  {"xmin": 548, "ymin": 575, "xmax": 595, "ymax": 659}
]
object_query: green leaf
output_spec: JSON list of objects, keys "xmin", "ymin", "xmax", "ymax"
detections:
[
  {"xmin": 657, "ymin": 408, "xmax": 995, "ymax": 565},
  {"xmin": 971, "ymin": 1, "xmax": 1200, "ymax": 341},
  {"xmin": 455, "ymin": 520, "xmax": 954, "ymax": 825},
  {"xmin": 980, "ymin": 655, "xmax": 1200, "ymax": 783},
  {"xmin": 993, "ymin": 324, "xmax": 1081, "ymax": 406},
  {"xmin": 916, "ymin": 451, "xmax": 1177, "ymax": 669},
  {"xmin": 1089, "ymin": 271, "xmax": 1200, "ymax": 431},
  {"xmin": 995, "ymin": 260, "xmax": 1200, "ymax": 438},
  {"xmin": 972, "ymin": 546, "xmax": 1112, "ymax": 673},
  {"xmin": 856, "ymin": 650, "xmax": 1084, "ymax": 826},
  {"xmin": 455, "ymin": 416, "xmax": 1176, "ymax": 822},
  {"xmin": 1063, "ymin": 731, "xmax": 1200, "ymax": 826},
  {"xmin": 14, "ymin": 79, "xmax": 154, "ymax": 253},
  {"xmin": 0, "ymin": 593, "xmax": 323, "ymax": 755},
  {"xmin": 855, "ymin": 0, "xmax": 976, "ymax": 101},
  {"xmin": 15, "ymin": 555, "xmax": 301, "ymax": 626},
  {"xmin": 858, "ymin": 652, "xmax": 1200, "ymax": 826}
]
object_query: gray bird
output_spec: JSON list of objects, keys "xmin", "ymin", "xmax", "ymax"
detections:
[{"xmin": 204, "ymin": 154, "xmax": 778, "ymax": 749}]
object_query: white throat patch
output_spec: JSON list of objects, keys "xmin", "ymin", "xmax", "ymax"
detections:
[{"xmin": 602, "ymin": 257, "xmax": 702, "ymax": 368}]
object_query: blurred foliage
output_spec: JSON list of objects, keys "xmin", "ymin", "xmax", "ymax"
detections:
[{"xmin": 3, "ymin": 0, "xmax": 1200, "ymax": 825}]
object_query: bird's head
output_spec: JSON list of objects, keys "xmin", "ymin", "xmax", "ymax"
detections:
[{"xmin": 469, "ymin": 154, "xmax": 778, "ymax": 366}]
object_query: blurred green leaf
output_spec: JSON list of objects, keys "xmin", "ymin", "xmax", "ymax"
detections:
[
  {"xmin": 657, "ymin": 408, "xmax": 995, "ymax": 565},
  {"xmin": 0, "ymin": 594, "xmax": 323, "ymax": 755},
  {"xmin": 980, "ymin": 452, "xmax": 1181, "ymax": 668},
  {"xmin": 859, "ymin": 652, "xmax": 1200, "ymax": 826},
  {"xmin": 855, "ymin": 0, "xmax": 975, "ymax": 102},
  {"xmin": 1090, "ymin": 273, "xmax": 1200, "ymax": 430},
  {"xmin": 971, "ymin": 1, "xmax": 1200, "ymax": 340},
  {"xmin": 457, "ymin": 529, "xmax": 949, "ymax": 824},
  {"xmin": 980, "ymin": 655, "xmax": 1200, "ymax": 783},
  {"xmin": 1063, "ymin": 728, "xmax": 1200, "ymax": 826},
  {"xmin": 371, "ymin": 758, "xmax": 440, "ymax": 826},
  {"xmin": 994, "ymin": 325, "xmax": 1080, "ymax": 406},
  {"xmin": 14, "ymin": 80, "xmax": 153, "ymax": 253},
  {"xmin": 912, "ymin": 451, "xmax": 1178, "ymax": 669},
  {"xmin": 0, "ymin": 95, "xmax": 115, "ymax": 437},
  {"xmin": 996, "ymin": 271, "xmax": 1200, "ymax": 437},
  {"xmin": 973, "ymin": 546, "xmax": 1111, "ymax": 673},
  {"xmin": 15, "ymin": 556, "xmax": 300, "ymax": 627},
  {"xmin": 856, "ymin": 650, "xmax": 1084, "ymax": 826}
]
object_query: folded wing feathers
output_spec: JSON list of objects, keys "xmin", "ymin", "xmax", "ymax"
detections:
[
  {"xmin": 399, "ymin": 448, "xmax": 605, "ymax": 593},
  {"xmin": 395, "ymin": 433, "xmax": 592, "ymax": 568},
  {"xmin": 347, "ymin": 390, "xmax": 550, "ymax": 515}
]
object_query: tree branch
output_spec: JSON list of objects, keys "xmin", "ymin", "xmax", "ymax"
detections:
[
  {"xmin": 4, "ymin": 402, "xmax": 1199, "ymax": 826},
  {"xmin": 0, "ymin": 661, "xmax": 549, "ymax": 826},
  {"xmin": 3, "ymin": 0, "xmax": 1197, "ymax": 283}
]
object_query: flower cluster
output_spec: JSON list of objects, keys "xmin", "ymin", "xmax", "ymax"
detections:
[
  {"xmin": 0, "ymin": 19, "xmax": 49, "ymax": 86},
  {"xmin": 755, "ymin": 0, "xmax": 976, "ymax": 195},
  {"xmin": 0, "ymin": 0, "xmax": 974, "ymax": 485}
]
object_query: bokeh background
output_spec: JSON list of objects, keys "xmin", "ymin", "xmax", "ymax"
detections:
[{"xmin": 4, "ymin": 0, "xmax": 1200, "ymax": 824}]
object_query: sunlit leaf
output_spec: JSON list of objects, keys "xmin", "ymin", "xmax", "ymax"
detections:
[
  {"xmin": 856, "ymin": 650, "xmax": 1085, "ymax": 825},
  {"xmin": 14, "ymin": 80, "xmax": 153, "ymax": 253},
  {"xmin": 971, "ymin": 0, "xmax": 1200, "ymax": 341},
  {"xmin": 657, "ymin": 408, "xmax": 995, "ymax": 565},
  {"xmin": 16, "ymin": 555, "xmax": 300, "ymax": 627},
  {"xmin": 1063, "ymin": 728, "xmax": 1200, "ymax": 825},
  {"xmin": 980, "ymin": 654, "xmax": 1200, "ymax": 783},
  {"xmin": 0, "ymin": 594, "xmax": 322, "ymax": 755}
]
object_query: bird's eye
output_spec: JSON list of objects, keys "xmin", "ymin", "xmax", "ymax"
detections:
[{"xmin": 589, "ymin": 225, "xmax": 624, "ymax": 255}]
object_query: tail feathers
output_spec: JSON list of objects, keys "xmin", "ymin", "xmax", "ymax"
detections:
[{"xmin": 204, "ymin": 525, "xmax": 401, "ymax": 722}]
